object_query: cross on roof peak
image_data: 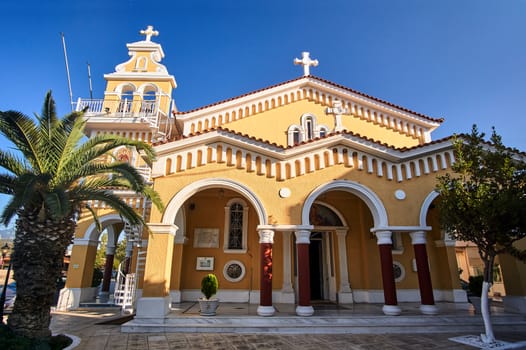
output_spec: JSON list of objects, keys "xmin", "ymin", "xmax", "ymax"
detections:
[
  {"xmin": 294, "ymin": 51, "xmax": 319, "ymax": 76},
  {"xmin": 140, "ymin": 25, "xmax": 159, "ymax": 42}
]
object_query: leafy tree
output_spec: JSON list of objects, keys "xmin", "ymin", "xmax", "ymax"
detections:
[
  {"xmin": 0, "ymin": 92, "xmax": 162, "ymax": 340},
  {"xmin": 436, "ymin": 125, "xmax": 526, "ymax": 344},
  {"xmin": 94, "ymin": 233, "xmax": 108, "ymax": 268},
  {"xmin": 114, "ymin": 237, "xmax": 127, "ymax": 270}
]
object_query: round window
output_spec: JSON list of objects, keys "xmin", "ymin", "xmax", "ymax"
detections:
[
  {"xmin": 223, "ymin": 260, "xmax": 246, "ymax": 283},
  {"xmin": 393, "ymin": 261, "xmax": 405, "ymax": 283}
]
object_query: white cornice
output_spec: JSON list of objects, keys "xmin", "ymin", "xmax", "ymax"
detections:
[
  {"xmin": 175, "ymin": 77, "xmax": 440, "ymax": 129},
  {"xmin": 155, "ymin": 130, "xmax": 454, "ymax": 163}
]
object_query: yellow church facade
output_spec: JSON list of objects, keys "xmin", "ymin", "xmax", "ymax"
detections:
[{"xmin": 57, "ymin": 26, "xmax": 526, "ymax": 319}]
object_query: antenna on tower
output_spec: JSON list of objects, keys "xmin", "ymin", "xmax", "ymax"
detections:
[
  {"xmin": 60, "ymin": 32, "xmax": 74, "ymax": 112},
  {"xmin": 87, "ymin": 62, "xmax": 93, "ymax": 100}
]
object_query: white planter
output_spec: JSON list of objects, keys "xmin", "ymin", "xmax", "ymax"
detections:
[{"xmin": 198, "ymin": 298, "xmax": 219, "ymax": 316}]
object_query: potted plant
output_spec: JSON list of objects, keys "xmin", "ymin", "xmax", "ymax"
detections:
[
  {"xmin": 468, "ymin": 275, "xmax": 484, "ymax": 313},
  {"xmin": 198, "ymin": 273, "xmax": 219, "ymax": 316}
]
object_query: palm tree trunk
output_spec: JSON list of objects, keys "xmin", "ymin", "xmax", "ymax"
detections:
[{"xmin": 7, "ymin": 209, "xmax": 75, "ymax": 339}]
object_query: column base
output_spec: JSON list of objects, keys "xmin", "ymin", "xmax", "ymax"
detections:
[
  {"xmin": 257, "ymin": 305, "xmax": 275, "ymax": 317},
  {"xmin": 382, "ymin": 304, "xmax": 401, "ymax": 316},
  {"xmin": 136, "ymin": 296, "xmax": 171, "ymax": 318},
  {"xmin": 296, "ymin": 305, "xmax": 314, "ymax": 316},
  {"xmin": 98, "ymin": 291, "xmax": 110, "ymax": 303},
  {"xmin": 420, "ymin": 304, "xmax": 439, "ymax": 315},
  {"xmin": 338, "ymin": 291, "xmax": 354, "ymax": 304}
]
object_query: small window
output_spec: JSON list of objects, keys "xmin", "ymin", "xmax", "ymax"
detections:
[{"xmin": 223, "ymin": 198, "xmax": 248, "ymax": 253}]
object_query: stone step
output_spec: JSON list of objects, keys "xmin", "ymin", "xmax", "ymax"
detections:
[{"xmin": 121, "ymin": 315, "xmax": 526, "ymax": 334}]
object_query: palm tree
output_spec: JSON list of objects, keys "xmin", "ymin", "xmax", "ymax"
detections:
[{"xmin": 0, "ymin": 92, "xmax": 162, "ymax": 340}]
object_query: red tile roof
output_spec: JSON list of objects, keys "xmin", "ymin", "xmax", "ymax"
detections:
[{"xmin": 173, "ymin": 75, "xmax": 444, "ymax": 124}]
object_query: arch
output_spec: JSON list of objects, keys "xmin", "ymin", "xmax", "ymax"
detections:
[
  {"xmin": 163, "ymin": 178, "xmax": 268, "ymax": 226},
  {"xmin": 302, "ymin": 180, "xmax": 388, "ymax": 229},
  {"xmin": 419, "ymin": 190, "xmax": 439, "ymax": 227},
  {"xmin": 114, "ymin": 82, "xmax": 137, "ymax": 95},
  {"xmin": 137, "ymin": 83, "xmax": 159, "ymax": 95},
  {"xmin": 312, "ymin": 200, "xmax": 348, "ymax": 227},
  {"xmin": 81, "ymin": 213, "xmax": 124, "ymax": 244}
]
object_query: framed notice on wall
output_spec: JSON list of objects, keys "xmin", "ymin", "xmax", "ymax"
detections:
[
  {"xmin": 196, "ymin": 257, "xmax": 214, "ymax": 270},
  {"xmin": 193, "ymin": 228, "xmax": 220, "ymax": 248}
]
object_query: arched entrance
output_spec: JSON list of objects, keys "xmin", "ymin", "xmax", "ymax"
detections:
[
  {"xmin": 306, "ymin": 203, "xmax": 344, "ymax": 302},
  {"xmin": 161, "ymin": 178, "xmax": 267, "ymax": 304}
]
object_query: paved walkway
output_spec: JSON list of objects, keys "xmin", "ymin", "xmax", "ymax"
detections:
[{"xmin": 46, "ymin": 303, "xmax": 526, "ymax": 349}]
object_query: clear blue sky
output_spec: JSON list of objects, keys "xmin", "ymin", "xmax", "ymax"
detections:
[{"xmin": 1, "ymin": 0, "xmax": 525, "ymax": 218}]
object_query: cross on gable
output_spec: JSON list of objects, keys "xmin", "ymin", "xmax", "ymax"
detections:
[
  {"xmin": 140, "ymin": 25, "xmax": 159, "ymax": 42},
  {"xmin": 326, "ymin": 100, "xmax": 350, "ymax": 132},
  {"xmin": 294, "ymin": 52, "xmax": 318, "ymax": 76}
]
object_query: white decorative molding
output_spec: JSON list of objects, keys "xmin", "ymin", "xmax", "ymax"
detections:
[
  {"xmin": 223, "ymin": 260, "xmax": 246, "ymax": 283},
  {"xmin": 303, "ymin": 180, "xmax": 389, "ymax": 229},
  {"xmin": 394, "ymin": 189, "xmax": 406, "ymax": 200},
  {"xmin": 163, "ymin": 178, "xmax": 267, "ymax": 226},
  {"xmin": 279, "ymin": 187, "xmax": 291, "ymax": 198}
]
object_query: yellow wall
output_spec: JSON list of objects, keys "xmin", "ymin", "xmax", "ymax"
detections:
[{"xmin": 223, "ymin": 99, "xmax": 421, "ymax": 149}]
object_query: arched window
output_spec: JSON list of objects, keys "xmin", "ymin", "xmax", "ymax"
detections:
[
  {"xmin": 224, "ymin": 198, "xmax": 248, "ymax": 253},
  {"xmin": 141, "ymin": 90, "xmax": 157, "ymax": 114},
  {"xmin": 287, "ymin": 114, "xmax": 330, "ymax": 146},
  {"xmin": 305, "ymin": 116, "xmax": 314, "ymax": 139},
  {"xmin": 119, "ymin": 88, "xmax": 134, "ymax": 113},
  {"xmin": 287, "ymin": 125, "xmax": 302, "ymax": 146}
]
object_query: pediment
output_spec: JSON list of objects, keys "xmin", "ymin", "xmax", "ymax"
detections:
[{"xmin": 174, "ymin": 76, "xmax": 443, "ymax": 148}]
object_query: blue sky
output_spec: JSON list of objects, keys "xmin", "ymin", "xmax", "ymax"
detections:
[{"xmin": 1, "ymin": 0, "xmax": 525, "ymax": 221}]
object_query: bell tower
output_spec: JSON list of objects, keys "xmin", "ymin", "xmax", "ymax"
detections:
[{"xmin": 77, "ymin": 25, "xmax": 178, "ymax": 143}]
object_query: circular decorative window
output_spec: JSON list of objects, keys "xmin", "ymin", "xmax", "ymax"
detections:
[
  {"xmin": 392, "ymin": 261, "xmax": 405, "ymax": 283},
  {"xmin": 223, "ymin": 260, "xmax": 246, "ymax": 283}
]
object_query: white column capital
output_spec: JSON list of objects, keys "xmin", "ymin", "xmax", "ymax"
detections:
[
  {"xmin": 258, "ymin": 229, "xmax": 274, "ymax": 244},
  {"xmin": 375, "ymin": 230, "xmax": 392, "ymax": 245},
  {"xmin": 295, "ymin": 230, "xmax": 311, "ymax": 244},
  {"xmin": 410, "ymin": 231, "xmax": 427, "ymax": 245},
  {"xmin": 335, "ymin": 229, "xmax": 348, "ymax": 237},
  {"xmin": 105, "ymin": 245, "xmax": 116, "ymax": 255}
]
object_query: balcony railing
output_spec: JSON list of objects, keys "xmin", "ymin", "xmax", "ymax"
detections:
[{"xmin": 76, "ymin": 96, "xmax": 174, "ymax": 141}]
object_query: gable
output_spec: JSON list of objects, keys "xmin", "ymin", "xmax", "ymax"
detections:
[
  {"xmin": 175, "ymin": 76, "xmax": 442, "ymax": 148},
  {"xmin": 223, "ymin": 98, "xmax": 422, "ymax": 149}
]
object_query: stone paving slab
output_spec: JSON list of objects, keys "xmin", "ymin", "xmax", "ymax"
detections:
[{"xmin": 47, "ymin": 308, "xmax": 526, "ymax": 350}]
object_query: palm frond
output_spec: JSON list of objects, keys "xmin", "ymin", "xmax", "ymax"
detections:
[
  {"xmin": 0, "ymin": 110, "xmax": 42, "ymax": 172},
  {"xmin": 0, "ymin": 150, "xmax": 30, "ymax": 176}
]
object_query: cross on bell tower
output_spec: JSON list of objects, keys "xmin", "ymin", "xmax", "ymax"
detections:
[
  {"xmin": 140, "ymin": 25, "xmax": 159, "ymax": 42},
  {"xmin": 294, "ymin": 51, "xmax": 319, "ymax": 76}
]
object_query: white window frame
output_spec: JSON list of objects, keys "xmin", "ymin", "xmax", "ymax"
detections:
[{"xmin": 223, "ymin": 198, "xmax": 248, "ymax": 253}]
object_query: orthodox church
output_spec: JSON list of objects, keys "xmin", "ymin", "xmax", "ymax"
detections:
[{"xmin": 57, "ymin": 26, "xmax": 526, "ymax": 320}]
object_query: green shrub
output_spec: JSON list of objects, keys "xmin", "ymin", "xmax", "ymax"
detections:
[
  {"xmin": 201, "ymin": 273, "xmax": 218, "ymax": 300},
  {"xmin": 468, "ymin": 275, "xmax": 484, "ymax": 297}
]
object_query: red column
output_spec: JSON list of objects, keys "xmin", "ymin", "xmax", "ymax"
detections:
[
  {"xmin": 260, "ymin": 242, "xmax": 273, "ymax": 306},
  {"xmin": 257, "ymin": 229, "xmax": 275, "ymax": 316},
  {"xmin": 295, "ymin": 230, "xmax": 314, "ymax": 316},
  {"xmin": 410, "ymin": 231, "xmax": 438, "ymax": 315},
  {"xmin": 99, "ymin": 248, "xmax": 115, "ymax": 303},
  {"xmin": 376, "ymin": 231, "xmax": 401, "ymax": 316}
]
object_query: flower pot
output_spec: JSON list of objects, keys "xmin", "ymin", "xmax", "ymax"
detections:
[{"xmin": 198, "ymin": 298, "xmax": 219, "ymax": 316}]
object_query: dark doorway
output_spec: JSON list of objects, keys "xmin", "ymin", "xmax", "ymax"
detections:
[{"xmin": 309, "ymin": 233, "xmax": 324, "ymax": 300}]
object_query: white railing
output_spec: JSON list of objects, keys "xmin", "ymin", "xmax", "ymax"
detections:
[{"xmin": 76, "ymin": 96, "xmax": 173, "ymax": 141}]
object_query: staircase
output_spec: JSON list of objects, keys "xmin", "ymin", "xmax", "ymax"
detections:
[{"xmin": 113, "ymin": 219, "xmax": 148, "ymax": 313}]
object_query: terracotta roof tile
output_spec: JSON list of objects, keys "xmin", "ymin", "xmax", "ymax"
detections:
[{"xmin": 173, "ymin": 75, "xmax": 444, "ymax": 124}]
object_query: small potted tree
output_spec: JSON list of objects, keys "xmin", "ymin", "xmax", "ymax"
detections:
[{"xmin": 198, "ymin": 273, "xmax": 219, "ymax": 316}]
